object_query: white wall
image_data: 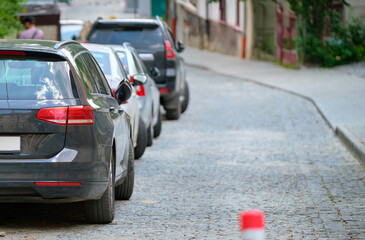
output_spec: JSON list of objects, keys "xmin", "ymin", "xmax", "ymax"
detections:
[
  {"xmin": 197, "ymin": 0, "xmax": 207, "ymax": 18},
  {"xmin": 226, "ymin": 0, "xmax": 236, "ymax": 25},
  {"xmin": 240, "ymin": 1, "xmax": 245, "ymax": 32},
  {"xmin": 208, "ymin": 2, "xmax": 220, "ymax": 22}
]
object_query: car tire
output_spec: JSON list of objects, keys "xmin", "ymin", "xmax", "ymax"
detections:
[
  {"xmin": 153, "ymin": 107, "xmax": 162, "ymax": 138},
  {"xmin": 146, "ymin": 122, "xmax": 153, "ymax": 146},
  {"xmin": 115, "ymin": 139, "xmax": 134, "ymax": 200},
  {"xmin": 84, "ymin": 153, "xmax": 115, "ymax": 224},
  {"xmin": 166, "ymin": 99, "xmax": 181, "ymax": 120},
  {"xmin": 181, "ymin": 80, "xmax": 189, "ymax": 114},
  {"xmin": 134, "ymin": 117, "xmax": 147, "ymax": 159}
]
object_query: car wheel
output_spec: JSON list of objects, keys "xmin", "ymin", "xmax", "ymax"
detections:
[
  {"xmin": 153, "ymin": 107, "xmax": 162, "ymax": 138},
  {"xmin": 84, "ymin": 154, "xmax": 115, "ymax": 224},
  {"xmin": 115, "ymin": 139, "xmax": 134, "ymax": 200},
  {"xmin": 181, "ymin": 80, "xmax": 189, "ymax": 114},
  {"xmin": 134, "ymin": 117, "xmax": 147, "ymax": 159},
  {"xmin": 146, "ymin": 122, "xmax": 154, "ymax": 146},
  {"xmin": 166, "ymin": 98, "xmax": 181, "ymax": 120}
]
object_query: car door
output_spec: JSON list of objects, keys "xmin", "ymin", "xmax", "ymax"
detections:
[{"xmin": 78, "ymin": 53, "xmax": 128, "ymax": 179}]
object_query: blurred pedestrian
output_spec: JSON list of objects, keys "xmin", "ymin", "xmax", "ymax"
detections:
[{"xmin": 19, "ymin": 16, "xmax": 44, "ymax": 40}]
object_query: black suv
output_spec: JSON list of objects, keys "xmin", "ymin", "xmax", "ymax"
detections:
[
  {"xmin": 87, "ymin": 17, "xmax": 189, "ymax": 120},
  {"xmin": 0, "ymin": 39, "xmax": 133, "ymax": 224}
]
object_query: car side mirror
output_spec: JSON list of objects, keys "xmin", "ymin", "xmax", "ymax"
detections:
[
  {"xmin": 150, "ymin": 67, "xmax": 161, "ymax": 78},
  {"xmin": 115, "ymin": 79, "xmax": 132, "ymax": 104},
  {"xmin": 177, "ymin": 41, "xmax": 185, "ymax": 52},
  {"xmin": 133, "ymin": 74, "xmax": 148, "ymax": 86}
]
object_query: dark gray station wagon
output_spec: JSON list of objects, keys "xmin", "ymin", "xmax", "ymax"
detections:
[{"xmin": 0, "ymin": 40, "xmax": 134, "ymax": 224}]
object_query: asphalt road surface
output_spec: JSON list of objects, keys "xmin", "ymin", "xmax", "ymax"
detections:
[{"xmin": 0, "ymin": 67, "xmax": 364, "ymax": 239}]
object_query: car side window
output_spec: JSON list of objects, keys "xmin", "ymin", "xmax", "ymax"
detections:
[
  {"xmin": 116, "ymin": 51, "xmax": 129, "ymax": 75},
  {"xmin": 75, "ymin": 55, "xmax": 99, "ymax": 94},
  {"xmin": 132, "ymin": 50, "xmax": 148, "ymax": 74},
  {"xmin": 90, "ymin": 54, "xmax": 113, "ymax": 96},
  {"xmin": 81, "ymin": 53, "xmax": 108, "ymax": 95},
  {"xmin": 131, "ymin": 52, "xmax": 143, "ymax": 74}
]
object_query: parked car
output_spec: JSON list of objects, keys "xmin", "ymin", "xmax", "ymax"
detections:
[
  {"xmin": 60, "ymin": 19, "xmax": 84, "ymax": 40},
  {"xmin": 82, "ymin": 43, "xmax": 147, "ymax": 159},
  {"xmin": 87, "ymin": 17, "xmax": 189, "ymax": 120},
  {"xmin": 0, "ymin": 39, "xmax": 133, "ymax": 224},
  {"xmin": 111, "ymin": 44, "xmax": 161, "ymax": 145}
]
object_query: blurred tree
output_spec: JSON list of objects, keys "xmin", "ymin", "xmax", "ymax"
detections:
[{"xmin": 0, "ymin": 0, "xmax": 25, "ymax": 38}]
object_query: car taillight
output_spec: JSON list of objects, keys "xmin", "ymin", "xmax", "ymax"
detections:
[
  {"xmin": 0, "ymin": 51, "xmax": 26, "ymax": 56},
  {"xmin": 68, "ymin": 106, "xmax": 94, "ymax": 125},
  {"xmin": 112, "ymin": 89, "xmax": 118, "ymax": 99},
  {"xmin": 36, "ymin": 107, "xmax": 68, "ymax": 125},
  {"xmin": 164, "ymin": 41, "xmax": 176, "ymax": 59},
  {"xmin": 129, "ymin": 75, "xmax": 134, "ymax": 84},
  {"xmin": 159, "ymin": 88, "xmax": 169, "ymax": 94},
  {"xmin": 36, "ymin": 106, "xmax": 94, "ymax": 125},
  {"xmin": 135, "ymin": 84, "xmax": 145, "ymax": 96}
]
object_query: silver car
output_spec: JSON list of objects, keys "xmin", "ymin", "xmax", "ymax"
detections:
[
  {"xmin": 82, "ymin": 43, "xmax": 147, "ymax": 159},
  {"xmin": 112, "ymin": 44, "xmax": 161, "ymax": 147}
]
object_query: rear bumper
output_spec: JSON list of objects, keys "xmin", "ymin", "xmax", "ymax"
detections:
[
  {"xmin": 0, "ymin": 181, "xmax": 107, "ymax": 203},
  {"xmin": 157, "ymin": 84, "xmax": 181, "ymax": 110},
  {"xmin": 0, "ymin": 148, "xmax": 109, "ymax": 203}
]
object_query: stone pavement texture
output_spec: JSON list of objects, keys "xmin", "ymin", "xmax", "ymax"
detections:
[
  {"xmin": 182, "ymin": 48, "xmax": 365, "ymax": 167},
  {"xmin": 0, "ymin": 67, "xmax": 364, "ymax": 239}
]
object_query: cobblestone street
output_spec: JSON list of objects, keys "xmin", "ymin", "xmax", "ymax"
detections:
[{"xmin": 0, "ymin": 67, "xmax": 364, "ymax": 239}]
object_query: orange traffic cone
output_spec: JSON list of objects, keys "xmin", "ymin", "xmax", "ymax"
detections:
[{"xmin": 240, "ymin": 210, "xmax": 265, "ymax": 240}]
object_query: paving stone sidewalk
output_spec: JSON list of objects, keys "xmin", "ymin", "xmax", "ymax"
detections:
[{"xmin": 182, "ymin": 47, "xmax": 365, "ymax": 166}]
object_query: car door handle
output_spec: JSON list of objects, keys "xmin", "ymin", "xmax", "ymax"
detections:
[{"xmin": 109, "ymin": 107, "xmax": 116, "ymax": 113}]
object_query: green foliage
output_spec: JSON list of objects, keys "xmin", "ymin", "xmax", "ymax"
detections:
[
  {"xmin": 260, "ymin": 33, "xmax": 275, "ymax": 54},
  {"xmin": 288, "ymin": 0, "xmax": 365, "ymax": 67},
  {"xmin": 300, "ymin": 17, "xmax": 365, "ymax": 67},
  {"xmin": 0, "ymin": 0, "xmax": 25, "ymax": 38}
]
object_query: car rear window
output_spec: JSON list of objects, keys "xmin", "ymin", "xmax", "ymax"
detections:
[
  {"xmin": 89, "ymin": 27, "xmax": 164, "ymax": 51},
  {"xmin": 0, "ymin": 59, "xmax": 74, "ymax": 100}
]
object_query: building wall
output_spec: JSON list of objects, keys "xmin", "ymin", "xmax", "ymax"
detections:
[
  {"xmin": 252, "ymin": 0, "xmax": 277, "ymax": 59},
  {"xmin": 207, "ymin": 2, "xmax": 220, "ymax": 22},
  {"xmin": 174, "ymin": 0, "xmax": 244, "ymax": 57},
  {"xmin": 345, "ymin": 0, "xmax": 365, "ymax": 23},
  {"xmin": 138, "ymin": 0, "xmax": 151, "ymax": 17},
  {"xmin": 226, "ymin": 1, "xmax": 237, "ymax": 26}
]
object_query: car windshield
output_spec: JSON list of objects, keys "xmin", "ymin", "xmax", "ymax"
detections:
[
  {"xmin": 89, "ymin": 51, "xmax": 112, "ymax": 76},
  {"xmin": 0, "ymin": 59, "xmax": 74, "ymax": 100},
  {"xmin": 89, "ymin": 27, "xmax": 164, "ymax": 51}
]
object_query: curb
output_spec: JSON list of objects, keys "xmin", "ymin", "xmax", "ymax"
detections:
[
  {"xmin": 336, "ymin": 126, "xmax": 365, "ymax": 168},
  {"xmin": 186, "ymin": 62, "xmax": 210, "ymax": 71},
  {"xmin": 186, "ymin": 62, "xmax": 365, "ymax": 168}
]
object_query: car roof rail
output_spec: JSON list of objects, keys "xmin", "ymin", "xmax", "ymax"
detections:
[
  {"xmin": 123, "ymin": 42, "xmax": 132, "ymax": 48},
  {"xmin": 155, "ymin": 15, "xmax": 163, "ymax": 23},
  {"xmin": 54, "ymin": 40, "xmax": 81, "ymax": 50}
]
